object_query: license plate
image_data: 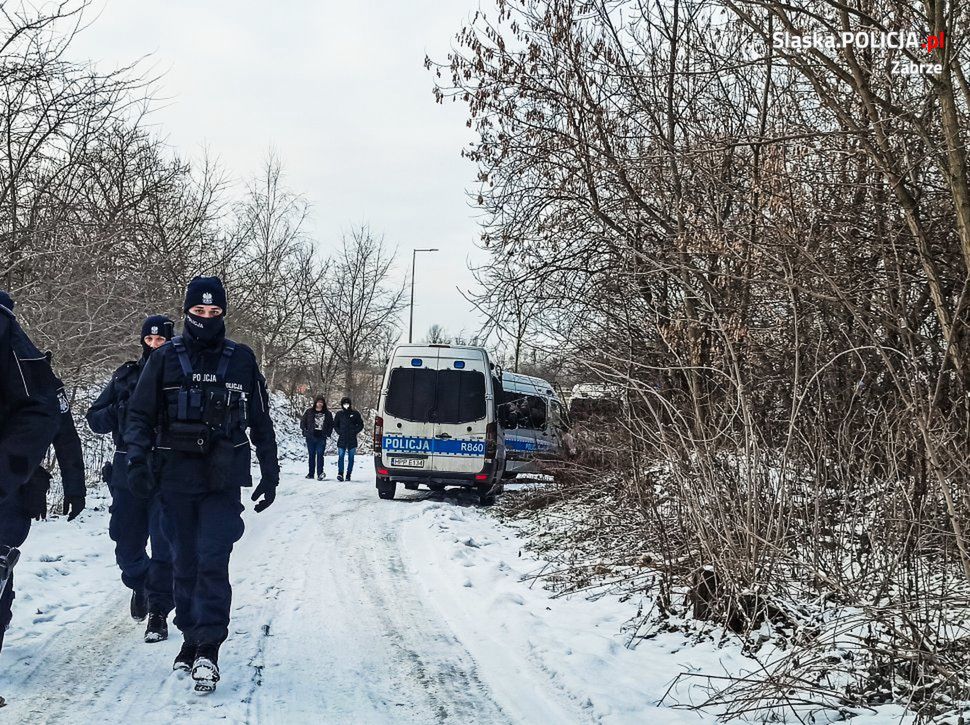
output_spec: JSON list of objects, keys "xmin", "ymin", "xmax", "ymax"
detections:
[{"xmin": 390, "ymin": 457, "xmax": 425, "ymax": 468}]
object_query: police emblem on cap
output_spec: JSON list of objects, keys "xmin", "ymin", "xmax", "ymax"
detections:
[
  {"xmin": 150, "ymin": 326, "xmax": 159, "ymax": 335},
  {"xmin": 202, "ymin": 292, "xmax": 213, "ymax": 304}
]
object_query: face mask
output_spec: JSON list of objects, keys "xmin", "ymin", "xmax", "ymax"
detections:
[
  {"xmin": 184, "ymin": 312, "xmax": 225, "ymax": 343},
  {"xmin": 342, "ymin": 403, "xmax": 350, "ymax": 410}
]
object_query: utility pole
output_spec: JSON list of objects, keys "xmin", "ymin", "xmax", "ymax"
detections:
[{"xmin": 409, "ymin": 248, "xmax": 438, "ymax": 343}]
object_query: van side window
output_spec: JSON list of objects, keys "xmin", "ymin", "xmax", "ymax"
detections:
[{"xmin": 500, "ymin": 392, "xmax": 547, "ymax": 430}]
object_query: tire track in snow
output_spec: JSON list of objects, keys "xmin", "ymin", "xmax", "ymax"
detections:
[{"xmin": 2, "ymin": 464, "xmax": 575, "ymax": 723}]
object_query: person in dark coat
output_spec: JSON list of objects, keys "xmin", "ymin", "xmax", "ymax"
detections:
[
  {"xmin": 332, "ymin": 396, "xmax": 363, "ymax": 481},
  {"xmin": 87, "ymin": 314, "xmax": 175, "ymax": 643},
  {"xmin": 125, "ymin": 276, "xmax": 279, "ymax": 694},
  {"xmin": 0, "ymin": 291, "xmax": 61, "ymax": 672},
  {"xmin": 300, "ymin": 396, "xmax": 332, "ymax": 480}
]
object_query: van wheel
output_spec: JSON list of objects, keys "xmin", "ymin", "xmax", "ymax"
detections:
[
  {"xmin": 428, "ymin": 484, "xmax": 445, "ymax": 493},
  {"xmin": 377, "ymin": 481, "xmax": 396, "ymax": 500},
  {"xmin": 477, "ymin": 484, "xmax": 496, "ymax": 506}
]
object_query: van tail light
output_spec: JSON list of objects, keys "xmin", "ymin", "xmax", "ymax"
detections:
[
  {"xmin": 377, "ymin": 468, "xmax": 389, "ymax": 476},
  {"xmin": 485, "ymin": 421, "xmax": 497, "ymax": 458},
  {"xmin": 374, "ymin": 416, "xmax": 384, "ymax": 451},
  {"xmin": 475, "ymin": 474, "xmax": 489, "ymax": 481}
]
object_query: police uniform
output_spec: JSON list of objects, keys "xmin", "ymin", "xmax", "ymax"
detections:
[
  {"xmin": 86, "ymin": 315, "xmax": 175, "ymax": 629},
  {"xmin": 0, "ymin": 296, "xmax": 61, "ymax": 654},
  {"xmin": 124, "ymin": 277, "xmax": 278, "ymax": 680}
]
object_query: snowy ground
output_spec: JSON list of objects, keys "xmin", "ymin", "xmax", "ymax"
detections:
[{"xmin": 0, "ymin": 460, "xmax": 914, "ymax": 724}]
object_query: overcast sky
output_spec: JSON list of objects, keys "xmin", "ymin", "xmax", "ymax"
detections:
[{"xmin": 72, "ymin": 0, "xmax": 487, "ymax": 340}]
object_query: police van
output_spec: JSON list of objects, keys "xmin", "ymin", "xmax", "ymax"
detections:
[
  {"xmin": 373, "ymin": 344, "xmax": 506, "ymax": 504},
  {"xmin": 499, "ymin": 371, "xmax": 568, "ymax": 478}
]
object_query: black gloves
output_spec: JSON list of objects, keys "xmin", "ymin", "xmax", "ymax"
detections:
[
  {"xmin": 63, "ymin": 495, "xmax": 86, "ymax": 522},
  {"xmin": 21, "ymin": 468, "xmax": 51, "ymax": 521},
  {"xmin": 128, "ymin": 460, "xmax": 156, "ymax": 500},
  {"xmin": 251, "ymin": 478, "xmax": 277, "ymax": 513}
]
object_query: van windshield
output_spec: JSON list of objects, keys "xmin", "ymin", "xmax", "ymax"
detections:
[{"xmin": 386, "ymin": 367, "xmax": 487, "ymax": 424}]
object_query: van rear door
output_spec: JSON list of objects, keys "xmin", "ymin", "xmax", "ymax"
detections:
[
  {"xmin": 431, "ymin": 351, "xmax": 489, "ymax": 474},
  {"xmin": 382, "ymin": 350, "xmax": 438, "ymax": 471}
]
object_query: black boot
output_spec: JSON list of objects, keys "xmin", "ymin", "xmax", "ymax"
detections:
[
  {"xmin": 173, "ymin": 640, "xmax": 196, "ymax": 672},
  {"xmin": 144, "ymin": 613, "xmax": 168, "ymax": 643},
  {"xmin": 130, "ymin": 589, "xmax": 148, "ymax": 621},
  {"xmin": 305, "ymin": 472, "xmax": 313, "ymax": 479},
  {"xmin": 192, "ymin": 643, "xmax": 221, "ymax": 694}
]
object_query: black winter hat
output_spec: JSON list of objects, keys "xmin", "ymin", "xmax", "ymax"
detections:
[
  {"xmin": 340, "ymin": 396, "xmax": 352, "ymax": 406},
  {"xmin": 0, "ymin": 290, "xmax": 14, "ymax": 311},
  {"xmin": 140, "ymin": 314, "xmax": 174, "ymax": 342},
  {"xmin": 183, "ymin": 276, "xmax": 227, "ymax": 313}
]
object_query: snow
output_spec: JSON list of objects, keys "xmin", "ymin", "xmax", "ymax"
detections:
[{"xmin": 0, "ymin": 459, "xmax": 922, "ymax": 723}]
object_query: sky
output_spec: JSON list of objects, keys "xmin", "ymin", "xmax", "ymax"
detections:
[{"xmin": 71, "ymin": 0, "xmax": 488, "ymax": 340}]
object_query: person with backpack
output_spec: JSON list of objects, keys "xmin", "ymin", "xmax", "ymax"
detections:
[
  {"xmin": 300, "ymin": 396, "xmax": 332, "ymax": 480},
  {"xmin": 332, "ymin": 396, "xmax": 363, "ymax": 481}
]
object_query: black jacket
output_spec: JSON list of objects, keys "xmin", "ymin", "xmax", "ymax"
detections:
[
  {"xmin": 125, "ymin": 332, "xmax": 279, "ymax": 493},
  {"xmin": 86, "ymin": 359, "xmax": 144, "ymax": 490},
  {"xmin": 0, "ymin": 307, "xmax": 60, "ymax": 503},
  {"xmin": 300, "ymin": 408, "xmax": 333, "ymax": 439},
  {"xmin": 332, "ymin": 407, "xmax": 364, "ymax": 449}
]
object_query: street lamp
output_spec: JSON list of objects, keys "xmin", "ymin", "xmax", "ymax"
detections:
[{"xmin": 409, "ymin": 248, "xmax": 439, "ymax": 343}]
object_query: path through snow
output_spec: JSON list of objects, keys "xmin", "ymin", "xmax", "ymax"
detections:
[{"xmin": 1, "ymin": 460, "xmax": 747, "ymax": 724}]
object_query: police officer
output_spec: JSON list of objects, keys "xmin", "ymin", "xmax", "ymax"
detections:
[
  {"xmin": 125, "ymin": 277, "xmax": 279, "ymax": 694},
  {"xmin": 0, "ymin": 290, "xmax": 61, "ymax": 672},
  {"xmin": 87, "ymin": 314, "xmax": 175, "ymax": 643}
]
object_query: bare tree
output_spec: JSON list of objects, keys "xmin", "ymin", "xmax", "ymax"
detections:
[
  {"xmin": 424, "ymin": 324, "xmax": 451, "ymax": 344},
  {"xmin": 433, "ymin": 0, "xmax": 970, "ymax": 716},
  {"xmin": 223, "ymin": 151, "xmax": 321, "ymax": 388},
  {"xmin": 317, "ymin": 226, "xmax": 405, "ymax": 403}
]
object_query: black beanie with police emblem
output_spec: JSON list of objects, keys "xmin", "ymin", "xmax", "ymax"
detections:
[
  {"xmin": 183, "ymin": 276, "xmax": 227, "ymax": 313},
  {"xmin": 141, "ymin": 314, "xmax": 174, "ymax": 342},
  {"xmin": 140, "ymin": 314, "xmax": 174, "ymax": 358}
]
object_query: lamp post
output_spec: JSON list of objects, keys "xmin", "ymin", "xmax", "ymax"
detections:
[{"xmin": 409, "ymin": 247, "xmax": 439, "ymax": 343}]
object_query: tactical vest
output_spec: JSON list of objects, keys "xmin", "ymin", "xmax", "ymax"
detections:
[{"xmin": 158, "ymin": 336, "xmax": 248, "ymax": 455}]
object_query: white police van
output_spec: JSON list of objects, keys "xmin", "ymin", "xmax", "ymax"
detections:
[
  {"xmin": 373, "ymin": 344, "xmax": 506, "ymax": 504},
  {"xmin": 499, "ymin": 371, "xmax": 568, "ymax": 477}
]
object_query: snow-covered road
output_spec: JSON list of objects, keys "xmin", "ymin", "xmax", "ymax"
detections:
[{"xmin": 0, "ymin": 460, "xmax": 735, "ymax": 724}]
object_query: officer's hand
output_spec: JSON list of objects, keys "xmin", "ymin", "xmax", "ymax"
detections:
[
  {"xmin": 128, "ymin": 461, "xmax": 156, "ymax": 500},
  {"xmin": 63, "ymin": 495, "xmax": 86, "ymax": 522},
  {"xmin": 251, "ymin": 478, "xmax": 277, "ymax": 513}
]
